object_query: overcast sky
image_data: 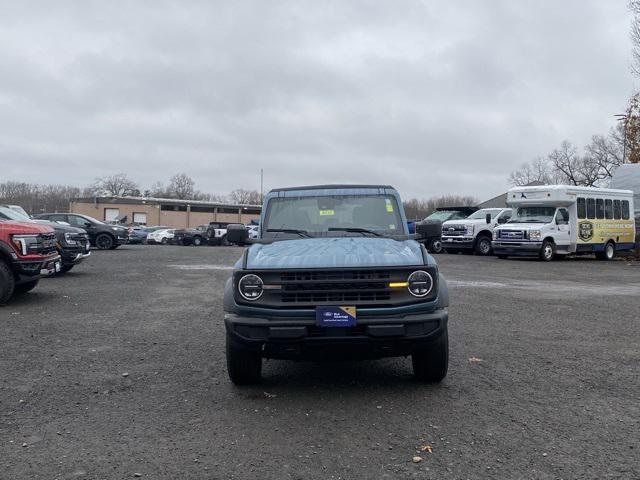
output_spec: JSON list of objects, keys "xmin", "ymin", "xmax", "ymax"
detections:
[{"xmin": 0, "ymin": 1, "xmax": 636, "ymax": 201}]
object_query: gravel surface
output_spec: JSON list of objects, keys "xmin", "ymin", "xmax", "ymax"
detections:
[{"xmin": 1, "ymin": 245, "xmax": 639, "ymax": 479}]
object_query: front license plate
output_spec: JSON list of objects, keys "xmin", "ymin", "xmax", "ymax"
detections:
[
  {"xmin": 55, "ymin": 262, "xmax": 61, "ymax": 272},
  {"xmin": 316, "ymin": 306, "xmax": 356, "ymax": 327},
  {"xmin": 446, "ymin": 238, "xmax": 453, "ymax": 242}
]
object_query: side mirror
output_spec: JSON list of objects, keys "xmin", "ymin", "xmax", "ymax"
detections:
[
  {"xmin": 497, "ymin": 217, "xmax": 507, "ymax": 224},
  {"xmin": 226, "ymin": 224, "xmax": 250, "ymax": 245},
  {"xmin": 485, "ymin": 213, "xmax": 491, "ymax": 224}
]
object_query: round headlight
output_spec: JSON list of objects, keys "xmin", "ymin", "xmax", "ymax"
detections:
[
  {"xmin": 238, "ymin": 274, "xmax": 263, "ymax": 301},
  {"xmin": 407, "ymin": 270, "xmax": 433, "ymax": 297}
]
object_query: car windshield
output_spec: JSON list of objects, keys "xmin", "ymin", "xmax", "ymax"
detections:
[
  {"xmin": 78, "ymin": 214, "xmax": 103, "ymax": 225},
  {"xmin": 263, "ymin": 194, "xmax": 404, "ymax": 237},
  {"xmin": 509, "ymin": 207, "xmax": 557, "ymax": 224},
  {"xmin": 0, "ymin": 206, "xmax": 30, "ymax": 221},
  {"xmin": 467, "ymin": 209, "xmax": 502, "ymax": 220},
  {"xmin": 424, "ymin": 211, "xmax": 454, "ymax": 221}
]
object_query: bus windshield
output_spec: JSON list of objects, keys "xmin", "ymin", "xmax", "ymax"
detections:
[{"xmin": 509, "ymin": 207, "xmax": 557, "ymax": 224}]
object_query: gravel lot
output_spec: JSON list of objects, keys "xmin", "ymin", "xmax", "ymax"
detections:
[{"xmin": 1, "ymin": 245, "xmax": 639, "ymax": 479}]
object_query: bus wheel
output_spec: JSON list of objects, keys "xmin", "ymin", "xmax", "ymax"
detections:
[
  {"xmin": 539, "ymin": 240, "xmax": 555, "ymax": 262},
  {"xmin": 596, "ymin": 241, "xmax": 616, "ymax": 261}
]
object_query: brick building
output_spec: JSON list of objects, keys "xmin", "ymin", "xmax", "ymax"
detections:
[{"xmin": 69, "ymin": 196, "xmax": 261, "ymax": 228}]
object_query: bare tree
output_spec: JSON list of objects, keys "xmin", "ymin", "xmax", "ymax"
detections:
[
  {"xmin": 0, "ymin": 181, "xmax": 89, "ymax": 213},
  {"xmin": 623, "ymin": 92, "xmax": 640, "ymax": 163},
  {"xmin": 584, "ymin": 132, "xmax": 624, "ymax": 179},
  {"xmin": 167, "ymin": 173, "xmax": 195, "ymax": 199},
  {"xmin": 91, "ymin": 173, "xmax": 139, "ymax": 196},
  {"xmin": 508, "ymin": 157, "xmax": 558, "ymax": 186},
  {"xmin": 228, "ymin": 189, "xmax": 261, "ymax": 205},
  {"xmin": 403, "ymin": 195, "xmax": 477, "ymax": 220}
]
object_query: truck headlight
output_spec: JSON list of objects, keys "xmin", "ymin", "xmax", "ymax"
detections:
[
  {"xmin": 238, "ymin": 274, "xmax": 264, "ymax": 301},
  {"xmin": 529, "ymin": 230, "xmax": 541, "ymax": 240},
  {"xmin": 64, "ymin": 232, "xmax": 78, "ymax": 245},
  {"xmin": 492, "ymin": 230, "xmax": 498, "ymax": 240},
  {"xmin": 407, "ymin": 270, "xmax": 433, "ymax": 297},
  {"xmin": 465, "ymin": 224, "xmax": 474, "ymax": 235},
  {"xmin": 11, "ymin": 234, "xmax": 39, "ymax": 255}
]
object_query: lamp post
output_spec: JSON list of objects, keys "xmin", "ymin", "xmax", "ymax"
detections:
[{"xmin": 614, "ymin": 113, "xmax": 628, "ymax": 163}]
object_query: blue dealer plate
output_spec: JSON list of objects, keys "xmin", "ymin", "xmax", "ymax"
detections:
[{"xmin": 315, "ymin": 306, "xmax": 357, "ymax": 327}]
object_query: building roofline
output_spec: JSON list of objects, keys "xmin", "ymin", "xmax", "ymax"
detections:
[{"xmin": 70, "ymin": 196, "xmax": 261, "ymax": 209}]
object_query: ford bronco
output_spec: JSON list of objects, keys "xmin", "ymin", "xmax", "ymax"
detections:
[{"xmin": 223, "ymin": 185, "xmax": 449, "ymax": 384}]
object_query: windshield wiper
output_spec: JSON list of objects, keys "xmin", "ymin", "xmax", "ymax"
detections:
[
  {"xmin": 266, "ymin": 228, "xmax": 311, "ymax": 238},
  {"xmin": 328, "ymin": 227, "xmax": 382, "ymax": 237}
]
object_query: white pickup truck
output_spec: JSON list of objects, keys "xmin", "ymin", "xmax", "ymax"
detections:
[{"xmin": 441, "ymin": 208, "xmax": 512, "ymax": 255}]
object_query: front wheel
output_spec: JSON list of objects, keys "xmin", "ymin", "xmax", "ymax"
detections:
[
  {"xmin": 428, "ymin": 238, "xmax": 443, "ymax": 254},
  {"xmin": 0, "ymin": 260, "xmax": 16, "ymax": 304},
  {"xmin": 539, "ymin": 240, "xmax": 555, "ymax": 262},
  {"xmin": 596, "ymin": 241, "xmax": 616, "ymax": 261},
  {"xmin": 412, "ymin": 330, "xmax": 448, "ymax": 383},
  {"xmin": 14, "ymin": 279, "xmax": 39, "ymax": 295},
  {"xmin": 161, "ymin": 238, "xmax": 168, "ymax": 245},
  {"xmin": 475, "ymin": 236, "xmax": 493, "ymax": 256},
  {"xmin": 95, "ymin": 233, "xmax": 114, "ymax": 250},
  {"xmin": 226, "ymin": 335, "xmax": 262, "ymax": 385},
  {"xmin": 193, "ymin": 236, "xmax": 203, "ymax": 247}
]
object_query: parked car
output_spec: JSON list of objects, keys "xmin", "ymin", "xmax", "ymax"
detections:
[
  {"xmin": 441, "ymin": 208, "xmax": 512, "ymax": 256},
  {"xmin": 246, "ymin": 225, "xmax": 259, "ymax": 239},
  {"xmin": 493, "ymin": 185, "xmax": 636, "ymax": 261},
  {"xmin": 0, "ymin": 219, "xmax": 61, "ymax": 303},
  {"xmin": 222, "ymin": 184, "xmax": 449, "ymax": 385},
  {"xmin": 415, "ymin": 207, "xmax": 477, "ymax": 254},
  {"xmin": 206, "ymin": 222, "xmax": 230, "ymax": 246},
  {"xmin": 33, "ymin": 213, "xmax": 128, "ymax": 250},
  {"xmin": 146, "ymin": 228, "xmax": 175, "ymax": 244},
  {"xmin": 0, "ymin": 206, "xmax": 90, "ymax": 273},
  {"xmin": 173, "ymin": 225, "xmax": 208, "ymax": 246}
]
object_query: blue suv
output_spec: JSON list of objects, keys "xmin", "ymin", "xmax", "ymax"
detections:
[{"xmin": 224, "ymin": 185, "xmax": 449, "ymax": 384}]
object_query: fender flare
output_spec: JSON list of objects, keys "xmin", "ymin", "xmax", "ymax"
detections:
[{"xmin": 437, "ymin": 273, "xmax": 449, "ymax": 308}]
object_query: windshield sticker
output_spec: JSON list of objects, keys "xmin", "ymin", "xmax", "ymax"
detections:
[
  {"xmin": 389, "ymin": 224, "xmax": 396, "ymax": 229},
  {"xmin": 385, "ymin": 199, "xmax": 394, "ymax": 213},
  {"xmin": 319, "ymin": 209, "xmax": 335, "ymax": 216}
]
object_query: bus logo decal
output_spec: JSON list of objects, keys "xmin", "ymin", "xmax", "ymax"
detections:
[{"xmin": 578, "ymin": 221, "xmax": 594, "ymax": 242}]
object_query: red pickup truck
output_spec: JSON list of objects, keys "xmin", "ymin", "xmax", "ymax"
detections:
[{"xmin": 0, "ymin": 220, "xmax": 61, "ymax": 304}]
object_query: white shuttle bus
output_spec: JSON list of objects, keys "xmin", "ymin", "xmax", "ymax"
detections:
[{"xmin": 492, "ymin": 185, "xmax": 636, "ymax": 261}]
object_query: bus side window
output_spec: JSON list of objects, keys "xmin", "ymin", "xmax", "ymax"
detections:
[
  {"xmin": 577, "ymin": 198, "xmax": 586, "ymax": 219},
  {"xmin": 595, "ymin": 199, "xmax": 604, "ymax": 219},
  {"xmin": 605, "ymin": 199, "xmax": 613, "ymax": 219},
  {"xmin": 613, "ymin": 200, "xmax": 621, "ymax": 219},
  {"xmin": 586, "ymin": 198, "xmax": 596, "ymax": 219},
  {"xmin": 622, "ymin": 200, "xmax": 630, "ymax": 220}
]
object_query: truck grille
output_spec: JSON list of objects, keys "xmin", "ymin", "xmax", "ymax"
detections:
[
  {"xmin": 236, "ymin": 268, "xmax": 438, "ymax": 309},
  {"xmin": 442, "ymin": 225, "xmax": 466, "ymax": 236},
  {"xmin": 38, "ymin": 233, "xmax": 58, "ymax": 255},
  {"xmin": 498, "ymin": 230, "xmax": 525, "ymax": 240}
]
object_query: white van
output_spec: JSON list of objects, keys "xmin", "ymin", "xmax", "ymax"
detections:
[{"xmin": 493, "ymin": 185, "xmax": 636, "ymax": 261}]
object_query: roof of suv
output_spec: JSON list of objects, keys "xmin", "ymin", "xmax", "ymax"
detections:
[{"xmin": 270, "ymin": 184, "xmax": 394, "ymax": 192}]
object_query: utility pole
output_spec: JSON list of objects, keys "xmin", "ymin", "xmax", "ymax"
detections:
[
  {"xmin": 260, "ymin": 168, "xmax": 264, "ymax": 205},
  {"xmin": 614, "ymin": 113, "xmax": 628, "ymax": 163}
]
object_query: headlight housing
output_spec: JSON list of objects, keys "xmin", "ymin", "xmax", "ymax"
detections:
[
  {"xmin": 465, "ymin": 224, "xmax": 474, "ymax": 236},
  {"xmin": 529, "ymin": 230, "xmax": 541, "ymax": 241},
  {"xmin": 64, "ymin": 232, "xmax": 78, "ymax": 245},
  {"xmin": 492, "ymin": 230, "xmax": 498, "ymax": 240},
  {"xmin": 407, "ymin": 270, "xmax": 433, "ymax": 297},
  {"xmin": 238, "ymin": 274, "xmax": 264, "ymax": 301},
  {"xmin": 11, "ymin": 234, "xmax": 39, "ymax": 255}
]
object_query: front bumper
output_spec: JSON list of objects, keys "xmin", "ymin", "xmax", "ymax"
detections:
[
  {"xmin": 12, "ymin": 254, "xmax": 62, "ymax": 282},
  {"xmin": 492, "ymin": 241, "xmax": 542, "ymax": 256},
  {"xmin": 115, "ymin": 234, "xmax": 128, "ymax": 245},
  {"xmin": 442, "ymin": 236, "xmax": 474, "ymax": 249},
  {"xmin": 225, "ymin": 309, "xmax": 448, "ymax": 360},
  {"xmin": 60, "ymin": 246, "xmax": 91, "ymax": 266}
]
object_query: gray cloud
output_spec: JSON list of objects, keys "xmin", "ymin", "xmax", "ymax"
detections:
[{"xmin": 0, "ymin": 0, "xmax": 634, "ymax": 201}]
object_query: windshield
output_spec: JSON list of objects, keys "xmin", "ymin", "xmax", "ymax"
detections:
[
  {"xmin": 509, "ymin": 207, "xmax": 557, "ymax": 224},
  {"xmin": 424, "ymin": 211, "xmax": 454, "ymax": 221},
  {"xmin": 263, "ymin": 194, "xmax": 404, "ymax": 236},
  {"xmin": 467, "ymin": 209, "xmax": 501, "ymax": 220},
  {"xmin": 0, "ymin": 206, "xmax": 30, "ymax": 221},
  {"xmin": 79, "ymin": 214, "xmax": 103, "ymax": 225}
]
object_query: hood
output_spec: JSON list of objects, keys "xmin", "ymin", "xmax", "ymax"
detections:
[
  {"xmin": 496, "ymin": 223, "xmax": 547, "ymax": 231},
  {"xmin": 245, "ymin": 237, "xmax": 425, "ymax": 269},
  {"xmin": 442, "ymin": 218, "xmax": 486, "ymax": 227},
  {"xmin": 0, "ymin": 220, "xmax": 55, "ymax": 235}
]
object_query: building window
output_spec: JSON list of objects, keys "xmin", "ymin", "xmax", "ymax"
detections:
[
  {"xmin": 218, "ymin": 207, "xmax": 239, "ymax": 214},
  {"xmin": 133, "ymin": 212, "xmax": 147, "ymax": 225},
  {"xmin": 241, "ymin": 207, "xmax": 262, "ymax": 215},
  {"xmin": 190, "ymin": 206, "xmax": 216, "ymax": 213},
  {"xmin": 160, "ymin": 204, "xmax": 188, "ymax": 212},
  {"xmin": 104, "ymin": 208, "xmax": 120, "ymax": 222}
]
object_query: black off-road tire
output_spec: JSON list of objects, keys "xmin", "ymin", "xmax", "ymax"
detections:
[
  {"xmin": 95, "ymin": 233, "xmax": 114, "ymax": 250},
  {"xmin": 226, "ymin": 335, "xmax": 262, "ymax": 385},
  {"xmin": 220, "ymin": 235, "xmax": 230, "ymax": 247},
  {"xmin": 412, "ymin": 330, "xmax": 449, "ymax": 383},
  {"xmin": 14, "ymin": 279, "xmax": 39, "ymax": 295},
  {"xmin": 596, "ymin": 241, "xmax": 616, "ymax": 261},
  {"xmin": 193, "ymin": 236, "xmax": 203, "ymax": 247},
  {"xmin": 539, "ymin": 240, "xmax": 555, "ymax": 262},
  {"xmin": 475, "ymin": 236, "xmax": 493, "ymax": 256},
  {"xmin": 0, "ymin": 260, "xmax": 15, "ymax": 305}
]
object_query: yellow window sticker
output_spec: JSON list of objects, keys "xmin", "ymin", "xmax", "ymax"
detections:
[
  {"xmin": 319, "ymin": 209, "xmax": 335, "ymax": 216},
  {"xmin": 389, "ymin": 224, "xmax": 396, "ymax": 229},
  {"xmin": 385, "ymin": 199, "xmax": 394, "ymax": 213}
]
